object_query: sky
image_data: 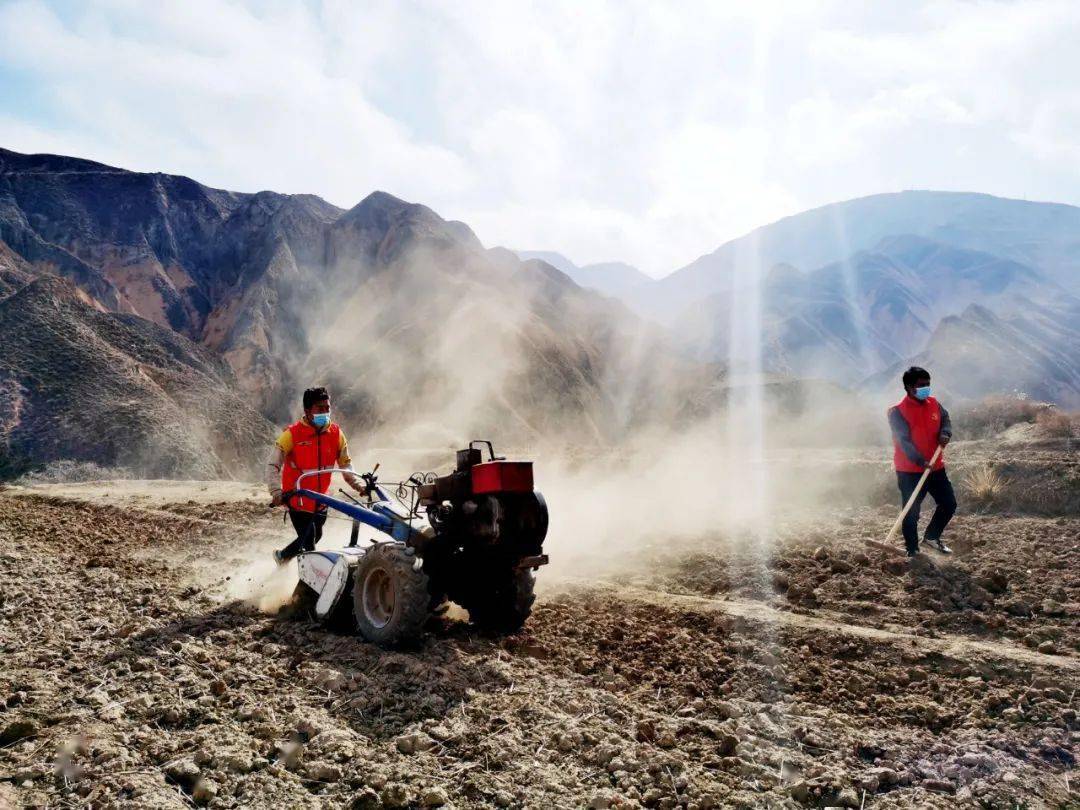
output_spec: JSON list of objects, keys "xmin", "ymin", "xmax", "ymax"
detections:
[{"xmin": 2, "ymin": 0, "xmax": 1080, "ymax": 278}]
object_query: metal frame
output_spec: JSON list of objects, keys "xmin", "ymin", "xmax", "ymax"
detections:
[{"xmin": 288, "ymin": 468, "xmax": 421, "ymax": 544}]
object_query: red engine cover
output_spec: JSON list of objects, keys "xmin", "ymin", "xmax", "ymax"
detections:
[{"xmin": 471, "ymin": 461, "xmax": 534, "ymax": 494}]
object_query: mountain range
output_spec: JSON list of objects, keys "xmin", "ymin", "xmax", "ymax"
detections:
[
  {"xmin": 528, "ymin": 192, "xmax": 1080, "ymax": 407},
  {"xmin": 0, "ymin": 148, "xmax": 704, "ymax": 475},
  {"xmin": 2, "ymin": 147, "xmax": 1078, "ymax": 476},
  {"xmin": 515, "ymin": 251, "xmax": 652, "ymax": 300}
]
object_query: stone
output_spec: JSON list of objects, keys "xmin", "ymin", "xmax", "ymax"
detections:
[
  {"xmin": 1038, "ymin": 640, "xmax": 1057, "ymax": 655},
  {"xmin": 165, "ymin": 759, "xmax": 200, "ymax": 789},
  {"xmin": 350, "ymin": 787, "xmax": 381, "ymax": 809},
  {"xmin": 717, "ymin": 734, "xmax": 738, "ymax": 757},
  {"xmin": 306, "ymin": 761, "xmax": 343, "ymax": 782},
  {"xmin": 715, "ymin": 701, "xmax": 742, "ymax": 720},
  {"xmin": 421, "ymin": 787, "xmax": 448, "ymax": 807},
  {"xmin": 394, "ymin": 732, "xmax": 435, "ymax": 754},
  {"xmin": 922, "ymin": 778, "xmax": 955, "ymax": 794},
  {"xmin": 225, "ymin": 753, "xmax": 254, "ymax": 774},
  {"xmin": 192, "ymin": 779, "xmax": 218, "ymax": 805},
  {"xmin": 1040, "ymin": 599, "xmax": 1065, "ymax": 616},
  {"xmin": 381, "ymin": 783, "xmax": 412, "ymax": 808},
  {"xmin": 0, "ymin": 719, "xmax": 37, "ymax": 746}
]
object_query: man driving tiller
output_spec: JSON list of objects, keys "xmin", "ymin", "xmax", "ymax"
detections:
[{"xmin": 266, "ymin": 386, "xmax": 366, "ymax": 564}]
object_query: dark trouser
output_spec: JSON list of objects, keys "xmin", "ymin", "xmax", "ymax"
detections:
[
  {"xmin": 279, "ymin": 508, "xmax": 327, "ymax": 561},
  {"xmin": 896, "ymin": 469, "xmax": 957, "ymax": 554}
]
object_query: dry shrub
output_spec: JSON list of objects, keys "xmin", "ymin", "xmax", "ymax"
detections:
[
  {"xmin": 954, "ymin": 395, "xmax": 1056, "ymax": 440},
  {"xmin": 962, "ymin": 463, "xmax": 1006, "ymax": 507},
  {"xmin": 1034, "ymin": 408, "xmax": 1078, "ymax": 439}
]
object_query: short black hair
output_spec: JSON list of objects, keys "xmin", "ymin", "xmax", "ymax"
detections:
[
  {"xmin": 302, "ymin": 386, "xmax": 330, "ymax": 409},
  {"xmin": 902, "ymin": 366, "xmax": 930, "ymax": 389}
]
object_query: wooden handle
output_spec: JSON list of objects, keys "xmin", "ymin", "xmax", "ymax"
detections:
[{"xmin": 885, "ymin": 445, "xmax": 943, "ymax": 544}]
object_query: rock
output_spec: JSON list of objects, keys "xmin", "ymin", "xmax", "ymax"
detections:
[
  {"xmin": 1003, "ymin": 598, "xmax": 1031, "ymax": 616},
  {"xmin": 165, "ymin": 759, "xmax": 200, "ymax": 789},
  {"xmin": 1040, "ymin": 599, "xmax": 1065, "ymax": 616},
  {"xmin": 788, "ymin": 781, "xmax": 811, "ymax": 803},
  {"xmin": 192, "ymin": 779, "xmax": 218, "ymax": 805},
  {"xmin": 380, "ymin": 783, "xmax": 412, "ymax": 808},
  {"xmin": 306, "ymin": 761, "xmax": 343, "ymax": 782},
  {"xmin": 209, "ymin": 680, "xmax": 227, "ymax": 696},
  {"xmin": 351, "ymin": 787, "xmax": 381, "ymax": 809},
  {"xmin": 1038, "ymin": 640, "xmax": 1057, "ymax": 655},
  {"xmin": 588, "ymin": 791, "xmax": 615, "ymax": 809},
  {"xmin": 958, "ymin": 752, "xmax": 994, "ymax": 770},
  {"xmin": 812, "ymin": 546, "xmax": 829, "ymax": 562},
  {"xmin": 966, "ymin": 584, "xmax": 993, "ymax": 608},
  {"xmin": 717, "ymin": 734, "xmax": 738, "ymax": 757},
  {"xmin": 715, "ymin": 701, "xmax": 742, "ymax": 720},
  {"xmin": 656, "ymin": 729, "xmax": 677, "ymax": 748},
  {"xmin": 830, "ymin": 558, "xmax": 853, "ymax": 574},
  {"xmin": 0, "ymin": 719, "xmax": 37, "ymax": 745},
  {"xmin": 421, "ymin": 787, "xmax": 448, "ymax": 807},
  {"xmin": 225, "ymin": 753, "xmax": 254, "ymax": 773},
  {"xmin": 868, "ymin": 767, "xmax": 898, "ymax": 788},
  {"xmin": 922, "ymin": 778, "xmax": 955, "ymax": 794},
  {"xmin": 394, "ymin": 732, "xmax": 436, "ymax": 754}
]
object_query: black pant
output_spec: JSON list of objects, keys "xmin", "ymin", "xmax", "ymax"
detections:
[
  {"xmin": 896, "ymin": 469, "xmax": 957, "ymax": 554},
  {"xmin": 279, "ymin": 509, "xmax": 327, "ymax": 561}
]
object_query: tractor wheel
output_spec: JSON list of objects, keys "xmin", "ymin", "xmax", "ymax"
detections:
[
  {"xmin": 352, "ymin": 544, "xmax": 430, "ymax": 645},
  {"xmin": 465, "ymin": 569, "xmax": 536, "ymax": 634}
]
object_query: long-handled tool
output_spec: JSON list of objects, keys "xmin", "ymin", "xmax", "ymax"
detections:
[{"xmin": 885, "ymin": 444, "xmax": 943, "ymax": 544}]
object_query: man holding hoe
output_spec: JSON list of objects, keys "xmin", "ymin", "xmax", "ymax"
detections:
[{"xmin": 888, "ymin": 366, "xmax": 957, "ymax": 557}]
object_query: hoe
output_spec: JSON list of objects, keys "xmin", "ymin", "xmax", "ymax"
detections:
[{"xmin": 280, "ymin": 441, "xmax": 548, "ymax": 645}]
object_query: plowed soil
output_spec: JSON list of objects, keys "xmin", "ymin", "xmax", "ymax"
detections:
[{"xmin": 0, "ymin": 480, "xmax": 1076, "ymax": 809}]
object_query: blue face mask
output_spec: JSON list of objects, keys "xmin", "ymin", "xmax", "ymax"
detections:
[
  {"xmin": 914, "ymin": 385, "xmax": 932, "ymax": 401},
  {"xmin": 311, "ymin": 412, "xmax": 331, "ymax": 428}
]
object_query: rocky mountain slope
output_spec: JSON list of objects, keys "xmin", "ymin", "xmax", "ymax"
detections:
[
  {"xmin": 0, "ymin": 149, "xmax": 704, "ymax": 471},
  {"xmin": 868, "ymin": 297, "xmax": 1080, "ymax": 408},
  {"xmin": 0, "ymin": 276, "xmax": 274, "ymax": 478}
]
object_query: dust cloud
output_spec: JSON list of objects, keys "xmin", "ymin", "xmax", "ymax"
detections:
[{"xmin": 244, "ymin": 242, "xmax": 906, "ymax": 585}]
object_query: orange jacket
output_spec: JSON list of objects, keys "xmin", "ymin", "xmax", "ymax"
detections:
[
  {"xmin": 280, "ymin": 419, "xmax": 347, "ymax": 512},
  {"xmin": 889, "ymin": 395, "xmax": 950, "ymax": 473}
]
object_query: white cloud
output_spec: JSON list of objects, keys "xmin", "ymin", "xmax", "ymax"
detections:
[{"xmin": 2, "ymin": 0, "xmax": 1080, "ymax": 276}]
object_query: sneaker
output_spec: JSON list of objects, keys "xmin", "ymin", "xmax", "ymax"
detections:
[
  {"xmin": 926, "ymin": 537, "xmax": 952, "ymax": 554},
  {"xmin": 273, "ymin": 549, "xmax": 287, "ymax": 566}
]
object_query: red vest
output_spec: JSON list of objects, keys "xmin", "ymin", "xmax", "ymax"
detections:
[
  {"xmin": 892, "ymin": 395, "xmax": 946, "ymax": 473},
  {"xmin": 281, "ymin": 419, "xmax": 341, "ymax": 512}
]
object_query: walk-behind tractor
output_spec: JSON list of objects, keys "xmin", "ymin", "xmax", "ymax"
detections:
[{"xmin": 282, "ymin": 441, "xmax": 549, "ymax": 645}]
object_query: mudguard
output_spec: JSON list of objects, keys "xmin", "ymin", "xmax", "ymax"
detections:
[{"xmin": 298, "ymin": 547, "xmax": 369, "ymax": 620}]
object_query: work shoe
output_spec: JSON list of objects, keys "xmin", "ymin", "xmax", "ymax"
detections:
[
  {"xmin": 273, "ymin": 549, "xmax": 287, "ymax": 566},
  {"xmin": 926, "ymin": 537, "xmax": 952, "ymax": 554}
]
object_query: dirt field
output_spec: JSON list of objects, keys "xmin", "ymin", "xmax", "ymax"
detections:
[{"xmin": 0, "ymin": 455, "xmax": 1077, "ymax": 808}]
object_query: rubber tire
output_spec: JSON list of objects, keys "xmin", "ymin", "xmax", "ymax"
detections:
[
  {"xmin": 352, "ymin": 544, "xmax": 430, "ymax": 645},
  {"xmin": 465, "ymin": 569, "xmax": 536, "ymax": 634}
]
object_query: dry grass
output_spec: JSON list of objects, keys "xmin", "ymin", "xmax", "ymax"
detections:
[{"xmin": 962, "ymin": 463, "xmax": 1007, "ymax": 507}]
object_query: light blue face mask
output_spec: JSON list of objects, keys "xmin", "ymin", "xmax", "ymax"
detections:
[
  {"xmin": 311, "ymin": 412, "xmax": 331, "ymax": 428},
  {"xmin": 914, "ymin": 385, "xmax": 932, "ymax": 401}
]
